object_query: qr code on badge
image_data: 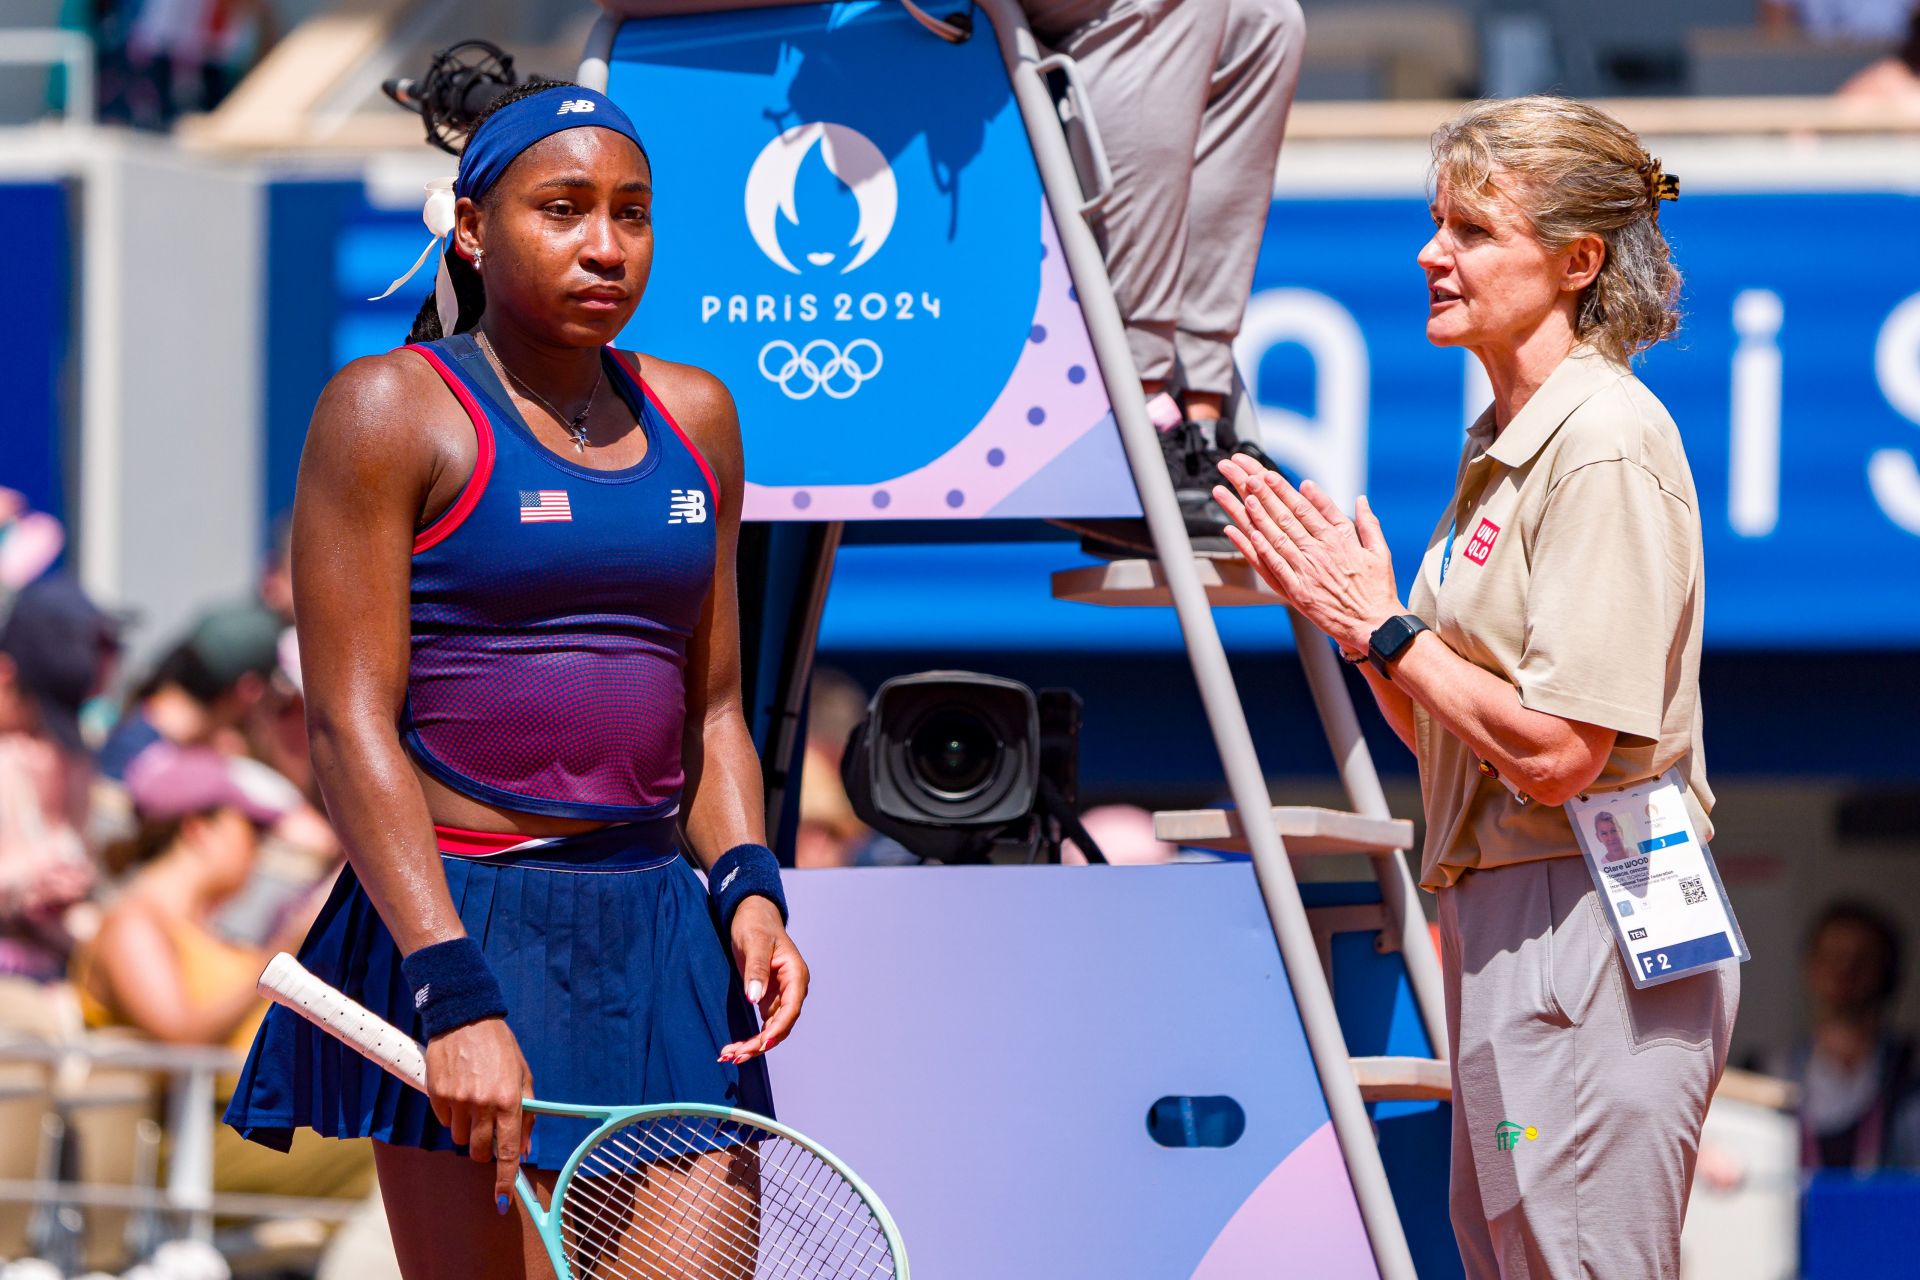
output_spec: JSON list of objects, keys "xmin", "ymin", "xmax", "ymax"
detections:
[{"xmin": 1680, "ymin": 875, "xmax": 1708, "ymax": 906}]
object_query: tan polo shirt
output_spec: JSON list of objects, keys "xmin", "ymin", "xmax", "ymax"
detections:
[{"xmin": 1405, "ymin": 345, "xmax": 1713, "ymax": 892}]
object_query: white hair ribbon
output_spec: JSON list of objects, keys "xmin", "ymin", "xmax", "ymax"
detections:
[{"xmin": 368, "ymin": 179, "xmax": 461, "ymax": 332}]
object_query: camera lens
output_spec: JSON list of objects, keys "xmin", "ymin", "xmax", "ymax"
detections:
[{"xmin": 907, "ymin": 708, "xmax": 998, "ymax": 799}]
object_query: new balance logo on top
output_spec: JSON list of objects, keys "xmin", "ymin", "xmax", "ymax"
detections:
[
  {"xmin": 669, "ymin": 489, "xmax": 708, "ymax": 525},
  {"xmin": 556, "ymin": 99, "xmax": 596, "ymax": 114}
]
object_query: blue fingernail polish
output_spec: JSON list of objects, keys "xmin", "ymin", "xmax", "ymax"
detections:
[{"xmin": 497, "ymin": 1193, "xmax": 510, "ymax": 1215}]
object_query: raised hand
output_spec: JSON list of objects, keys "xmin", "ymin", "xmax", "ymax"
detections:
[{"xmin": 1213, "ymin": 454, "xmax": 1403, "ymax": 655}]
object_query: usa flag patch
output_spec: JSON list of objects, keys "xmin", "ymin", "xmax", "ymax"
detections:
[{"xmin": 519, "ymin": 490, "xmax": 572, "ymax": 524}]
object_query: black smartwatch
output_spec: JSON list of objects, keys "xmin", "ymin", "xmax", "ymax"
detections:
[{"xmin": 1366, "ymin": 614, "xmax": 1430, "ymax": 680}]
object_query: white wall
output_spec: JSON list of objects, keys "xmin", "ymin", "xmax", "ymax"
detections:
[{"xmin": 76, "ymin": 136, "xmax": 265, "ymax": 663}]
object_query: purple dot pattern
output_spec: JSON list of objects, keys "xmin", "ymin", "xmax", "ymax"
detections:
[{"xmin": 739, "ymin": 210, "xmax": 1121, "ymax": 520}]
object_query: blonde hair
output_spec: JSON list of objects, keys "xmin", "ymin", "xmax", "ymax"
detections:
[{"xmin": 1430, "ymin": 96, "xmax": 1681, "ymax": 363}]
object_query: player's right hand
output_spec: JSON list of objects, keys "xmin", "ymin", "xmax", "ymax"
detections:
[{"xmin": 424, "ymin": 1016, "xmax": 535, "ymax": 1212}]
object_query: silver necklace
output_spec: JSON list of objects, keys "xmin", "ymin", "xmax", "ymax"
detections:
[{"xmin": 477, "ymin": 330, "xmax": 603, "ymax": 452}]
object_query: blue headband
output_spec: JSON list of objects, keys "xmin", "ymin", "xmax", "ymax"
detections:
[{"xmin": 455, "ymin": 86, "xmax": 646, "ymax": 202}]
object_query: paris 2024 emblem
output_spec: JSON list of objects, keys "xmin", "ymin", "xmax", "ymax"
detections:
[
  {"xmin": 735, "ymin": 124, "xmax": 896, "ymax": 404},
  {"xmin": 610, "ymin": 3, "xmax": 1046, "ymax": 491}
]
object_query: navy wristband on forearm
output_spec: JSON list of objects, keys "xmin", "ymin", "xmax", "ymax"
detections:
[
  {"xmin": 709, "ymin": 843, "xmax": 788, "ymax": 931},
  {"xmin": 400, "ymin": 937, "xmax": 509, "ymax": 1041}
]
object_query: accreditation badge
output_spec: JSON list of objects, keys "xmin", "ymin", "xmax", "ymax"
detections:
[{"xmin": 1565, "ymin": 768, "xmax": 1749, "ymax": 989}]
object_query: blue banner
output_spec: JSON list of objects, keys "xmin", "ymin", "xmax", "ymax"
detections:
[
  {"xmin": 818, "ymin": 188, "xmax": 1920, "ymax": 652},
  {"xmin": 268, "ymin": 163, "xmax": 1920, "ymax": 650},
  {"xmin": 1241, "ymin": 190, "xmax": 1920, "ymax": 649},
  {"xmin": 0, "ymin": 182, "xmax": 73, "ymax": 528}
]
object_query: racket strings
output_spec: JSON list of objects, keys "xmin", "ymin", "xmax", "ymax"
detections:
[
  {"xmin": 568, "ymin": 1132, "xmax": 884, "ymax": 1278},
  {"xmin": 562, "ymin": 1148, "xmax": 762, "ymax": 1278},
  {"xmin": 553, "ymin": 1114, "xmax": 896, "ymax": 1279},
  {"xmin": 561, "ymin": 1166, "xmax": 735, "ymax": 1280}
]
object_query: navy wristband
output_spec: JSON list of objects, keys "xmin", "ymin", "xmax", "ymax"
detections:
[
  {"xmin": 709, "ymin": 843, "xmax": 788, "ymax": 931},
  {"xmin": 400, "ymin": 937, "xmax": 508, "ymax": 1041}
]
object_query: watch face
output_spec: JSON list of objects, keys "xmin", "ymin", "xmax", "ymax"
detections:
[{"xmin": 1373, "ymin": 615, "xmax": 1424, "ymax": 661}]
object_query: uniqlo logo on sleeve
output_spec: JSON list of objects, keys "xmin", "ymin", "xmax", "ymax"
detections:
[{"xmin": 1464, "ymin": 518, "xmax": 1502, "ymax": 565}]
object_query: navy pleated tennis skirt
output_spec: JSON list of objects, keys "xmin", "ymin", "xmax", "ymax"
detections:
[{"xmin": 223, "ymin": 819, "xmax": 773, "ymax": 1170}]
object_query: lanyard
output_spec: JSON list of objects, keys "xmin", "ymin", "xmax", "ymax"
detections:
[{"xmin": 1439, "ymin": 510, "xmax": 1460, "ymax": 586}]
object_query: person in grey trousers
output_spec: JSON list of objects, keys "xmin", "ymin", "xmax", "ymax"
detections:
[{"xmin": 1022, "ymin": 0, "xmax": 1303, "ymax": 439}]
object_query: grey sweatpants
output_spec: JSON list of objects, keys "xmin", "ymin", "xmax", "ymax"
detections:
[
  {"xmin": 1439, "ymin": 855, "xmax": 1739, "ymax": 1279},
  {"xmin": 1020, "ymin": 0, "xmax": 1303, "ymax": 394}
]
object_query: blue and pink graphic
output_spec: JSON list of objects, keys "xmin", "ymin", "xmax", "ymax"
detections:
[
  {"xmin": 772, "ymin": 866, "xmax": 1378, "ymax": 1277},
  {"xmin": 604, "ymin": 1, "xmax": 1138, "ymax": 521}
]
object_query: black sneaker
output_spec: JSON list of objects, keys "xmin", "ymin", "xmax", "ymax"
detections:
[
  {"xmin": 1051, "ymin": 419, "xmax": 1238, "ymax": 559},
  {"xmin": 1205, "ymin": 418, "xmax": 1282, "ymax": 476}
]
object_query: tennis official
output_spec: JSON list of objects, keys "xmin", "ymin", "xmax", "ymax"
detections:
[
  {"xmin": 1215, "ymin": 96, "xmax": 1738, "ymax": 1278},
  {"xmin": 223, "ymin": 82, "xmax": 806, "ymax": 1279}
]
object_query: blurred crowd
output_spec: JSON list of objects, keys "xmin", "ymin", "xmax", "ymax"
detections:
[
  {"xmin": 0, "ymin": 489, "xmax": 373, "ymax": 1259},
  {"xmin": 55, "ymin": 0, "xmax": 278, "ymax": 129}
]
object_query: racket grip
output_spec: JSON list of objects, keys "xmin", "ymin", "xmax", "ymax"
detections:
[{"xmin": 258, "ymin": 952, "xmax": 429, "ymax": 1090}]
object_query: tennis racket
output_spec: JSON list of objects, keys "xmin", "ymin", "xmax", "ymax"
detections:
[{"xmin": 258, "ymin": 952, "xmax": 908, "ymax": 1279}]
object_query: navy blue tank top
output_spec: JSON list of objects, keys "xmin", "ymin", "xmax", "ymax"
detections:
[{"xmin": 400, "ymin": 334, "xmax": 718, "ymax": 821}]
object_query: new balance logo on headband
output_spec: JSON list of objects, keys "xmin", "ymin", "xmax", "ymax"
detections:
[
  {"xmin": 556, "ymin": 99, "xmax": 596, "ymax": 115},
  {"xmin": 668, "ymin": 490, "xmax": 707, "ymax": 525}
]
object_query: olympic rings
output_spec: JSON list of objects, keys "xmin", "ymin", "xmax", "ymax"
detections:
[{"xmin": 758, "ymin": 338, "xmax": 884, "ymax": 400}]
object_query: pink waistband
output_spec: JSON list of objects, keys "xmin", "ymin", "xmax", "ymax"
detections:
[{"xmin": 432, "ymin": 824, "xmax": 544, "ymax": 857}]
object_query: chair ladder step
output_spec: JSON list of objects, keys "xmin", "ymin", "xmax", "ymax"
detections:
[
  {"xmin": 1152, "ymin": 805, "xmax": 1413, "ymax": 856},
  {"xmin": 1351, "ymin": 1056, "xmax": 1451, "ymax": 1103},
  {"xmin": 1051, "ymin": 557, "xmax": 1282, "ymax": 607}
]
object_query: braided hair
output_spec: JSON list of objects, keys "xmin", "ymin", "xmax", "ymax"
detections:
[{"xmin": 405, "ymin": 77, "xmax": 572, "ymax": 344}]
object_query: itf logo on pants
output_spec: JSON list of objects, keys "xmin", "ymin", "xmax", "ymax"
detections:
[{"xmin": 1494, "ymin": 1120, "xmax": 1539, "ymax": 1153}]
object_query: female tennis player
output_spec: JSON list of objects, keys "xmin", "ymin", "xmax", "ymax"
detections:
[
  {"xmin": 224, "ymin": 81, "xmax": 808, "ymax": 1278},
  {"xmin": 1216, "ymin": 97, "xmax": 1736, "ymax": 1277}
]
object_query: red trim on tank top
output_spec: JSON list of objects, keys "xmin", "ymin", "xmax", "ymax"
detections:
[
  {"xmin": 613, "ymin": 351, "xmax": 719, "ymax": 500},
  {"xmin": 407, "ymin": 344, "xmax": 496, "ymax": 555},
  {"xmin": 431, "ymin": 824, "xmax": 545, "ymax": 856}
]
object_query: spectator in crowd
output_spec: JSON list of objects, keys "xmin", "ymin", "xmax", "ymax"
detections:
[
  {"xmin": 1022, "ymin": 0, "xmax": 1305, "ymax": 551},
  {"xmin": 258, "ymin": 511, "xmax": 295, "ymax": 625},
  {"xmin": 82, "ymin": 0, "xmax": 279, "ymax": 129},
  {"xmin": 796, "ymin": 668, "xmax": 875, "ymax": 868},
  {"xmin": 1761, "ymin": 0, "xmax": 1918, "ymax": 43},
  {"xmin": 1061, "ymin": 805, "xmax": 1175, "ymax": 865},
  {"xmin": 0, "ymin": 487, "xmax": 65, "ymax": 610},
  {"xmin": 1756, "ymin": 900, "xmax": 1919, "ymax": 1171},
  {"xmin": 0, "ymin": 576, "xmax": 122, "ymax": 985},
  {"xmin": 1837, "ymin": 8, "xmax": 1920, "ymax": 102},
  {"xmin": 96, "ymin": 600, "xmax": 283, "ymax": 781},
  {"xmin": 242, "ymin": 625, "xmax": 316, "ymax": 799},
  {"xmin": 74, "ymin": 745, "xmax": 371, "ymax": 1199}
]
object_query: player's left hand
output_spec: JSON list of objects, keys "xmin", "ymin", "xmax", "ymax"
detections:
[
  {"xmin": 1214, "ymin": 454, "xmax": 1403, "ymax": 655},
  {"xmin": 720, "ymin": 897, "xmax": 809, "ymax": 1064}
]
